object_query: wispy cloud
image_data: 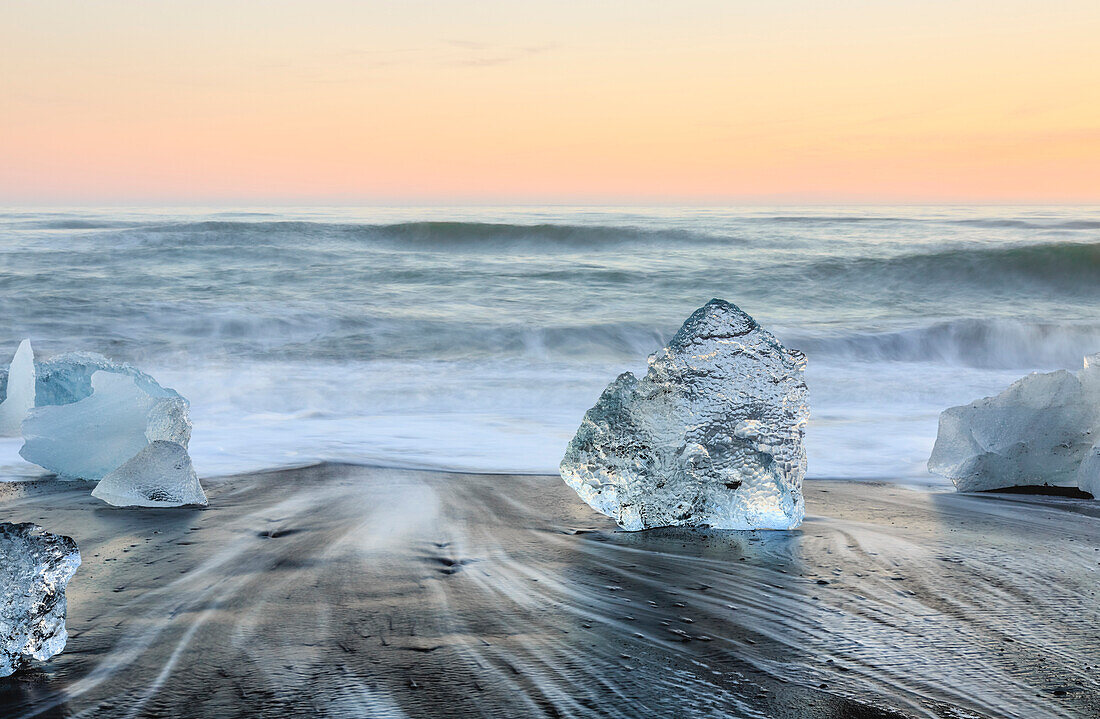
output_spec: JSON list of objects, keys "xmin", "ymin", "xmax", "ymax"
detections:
[
  {"xmin": 439, "ymin": 40, "xmax": 559, "ymax": 67},
  {"xmin": 256, "ymin": 40, "xmax": 560, "ymax": 84}
]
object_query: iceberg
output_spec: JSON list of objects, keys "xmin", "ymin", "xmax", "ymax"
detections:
[
  {"xmin": 92, "ymin": 440, "xmax": 207, "ymax": 507},
  {"xmin": 560, "ymin": 299, "xmax": 809, "ymax": 531},
  {"xmin": 20, "ymin": 369, "xmax": 191, "ymax": 480},
  {"xmin": 928, "ymin": 354, "xmax": 1100, "ymax": 495},
  {"xmin": 0, "ymin": 339, "xmax": 35, "ymax": 436},
  {"xmin": 1, "ymin": 523, "xmax": 81, "ymax": 677}
]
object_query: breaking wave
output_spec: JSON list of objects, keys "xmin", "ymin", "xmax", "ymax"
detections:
[
  {"xmin": 790, "ymin": 319, "xmax": 1100, "ymax": 369},
  {"xmin": 800, "ymin": 240, "xmax": 1100, "ymax": 290},
  {"xmin": 103, "ymin": 221, "xmax": 1100, "ymax": 283},
  {"xmin": 766, "ymin": 215, "xmax": 1100, "ymax": 230},
  {"xmin": 162, "ymin": 316, "xmax": 670, "ymax": 362},
  {"xmin": 4, "ymin": 206, "xmax": 1100, "ymax": 478},
  {"xmin": 949, "ymin": 218, "xmax": 1100, "ymax": 230},
  {"xmin": 118, "ymin": 220, "xmax": 725, "ymax": 250}
]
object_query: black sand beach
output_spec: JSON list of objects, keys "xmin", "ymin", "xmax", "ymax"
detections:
[{"xmin": 2, "ymin": 466, "xmax": 1098, "ymax": 719}]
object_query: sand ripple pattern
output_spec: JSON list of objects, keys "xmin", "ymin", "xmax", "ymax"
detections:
[{"xmin": 1, "ymin": 467, "xmax": 1098, "ymax": 718}]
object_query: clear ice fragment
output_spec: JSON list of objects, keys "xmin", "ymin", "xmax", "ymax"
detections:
[
  {"xmin": 92, "ymin": 440, "xmax": 207, "ymax": 507},
  {"xmin": 0, "ymin": 340, "xmax": 35, "ymax": 436},
  {"xmin": 20, "ymin": 370, "xmax": 191, "ymax": 480},
  {"xmin": 929, "ymin": 354, "xmax": 1100, "ymax": 494},
  {"xmin": 560, "ymin": 299, "xmax": 809, "ymax": 530},
  {"xmin": 1, "ymin": 523, "xmax": 81, "ymax": 677}
]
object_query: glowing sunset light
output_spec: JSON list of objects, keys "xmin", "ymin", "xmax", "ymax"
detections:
[{"xmin": 3, "ymin": 0, "xmax": 1098, "ymax": 203}]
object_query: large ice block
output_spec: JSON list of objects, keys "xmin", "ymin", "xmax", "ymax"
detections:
[
  {"xmin": 20, "ymin": 370, "xmax": 191, "ymax": 480},
  {"xmin": 92, "ymin": 440, "xmax": 207, "ymax": 507},
  {"xmin": 0, "ymin": 340, "xmax": 35, "ymax": 436},
  {"xmin": 1, "ymin": 523, "xmax": 81, "ymax": 677},
  {"xmin": 928, "ymin": 354, "xmax": 1100, "ymax": 494},
  {"xmin": 560, "ymin": 299, "xmax": 809, "ymax": 530}
]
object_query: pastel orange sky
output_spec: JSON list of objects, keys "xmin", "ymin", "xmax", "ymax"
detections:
[{"xmin": 3, "ymin": 1, "xmax": 1099, "ymax": 203}]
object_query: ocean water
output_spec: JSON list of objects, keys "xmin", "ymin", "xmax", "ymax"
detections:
[{"xmin": 1, "ymin": 206, "xmax": 1098, "ymax": 483}]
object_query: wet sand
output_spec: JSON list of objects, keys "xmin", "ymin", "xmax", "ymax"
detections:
[{"xmin": 1, "ymin": 465, "xmax": 1098, "ymax": 718}]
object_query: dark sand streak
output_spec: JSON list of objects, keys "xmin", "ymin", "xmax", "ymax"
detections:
[{"xmin": 1, "ymin": 466, "xmax": 1098, "ymax": 718}]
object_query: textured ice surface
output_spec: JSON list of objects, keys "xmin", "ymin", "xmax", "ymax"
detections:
[
  {"xmin": 1, "ymin": 523, "xmax": 80, "ymax": 677},
  {"xmin": 21, "ymin": 370, "xmax": 191, "ymax": 480},
  {"xmin": 33, "ymin": 351, "xmax": 182, "ymax": 408},
  {"xmin": 560, "ymin": 299, "xmax": 809, "ymax": 530},
  {"xmin": 929, "ymin": 354, "xmax": 1100, "ymax": 494},
  {"xmin": 0, "ymin": 340, "xmax": 35, "ymax": 436},
  {"xmin": 92, "ymin": 440, "xmax": 207, "ymax": 507}
]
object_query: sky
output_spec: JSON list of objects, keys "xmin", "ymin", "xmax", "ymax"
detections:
[{"xmin": 2, "ymin": 1, "xmax": 1099, "ymax": 204}]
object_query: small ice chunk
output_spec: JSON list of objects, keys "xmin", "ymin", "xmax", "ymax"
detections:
[
  {"xmin": 929, "ymin": 354, "xmax": 1100, "ymax": 494},
  {"xmin": 560, "ymin": 299, "xmax": 809, "ymax": 530},
  {"xmin": 92, "ymin": 440, "xmax": 207, "ymax": 507},
  {"xmin": 1, "ymin": 523, "xmax": 81, "ymax": 677},
  {"xmin": 20, "ymin": 371, "xmax": 191, "ymax": 480},
  {"xmin": 0, "ymin": 340, "xmax": 35, "ymax": 436}
]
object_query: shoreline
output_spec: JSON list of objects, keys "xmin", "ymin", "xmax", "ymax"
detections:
[{"xmin": 2, "ymin": 464, "xmax": 1098, "ymax": 718}]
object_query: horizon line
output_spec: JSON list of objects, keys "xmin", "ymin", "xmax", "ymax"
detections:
[{"xmin": 4, "ymin": 198, "xmax": 1100, "ymax": 209}]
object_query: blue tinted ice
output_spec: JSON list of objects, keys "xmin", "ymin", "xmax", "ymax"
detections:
[
  {"xmin": 560, "ymin": 299, "xmax": 809, "ymax": 530},
  {"xmin": 21, "ymin": 369, "xmax": 191, "ymax": 480},
  {"xmin": 34, "ymin": 351, "xmax": 183, "ymax": 407},
  {"xmin": 929, "ymin": 353, "xmax": 1100, "ymax": 494}
]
